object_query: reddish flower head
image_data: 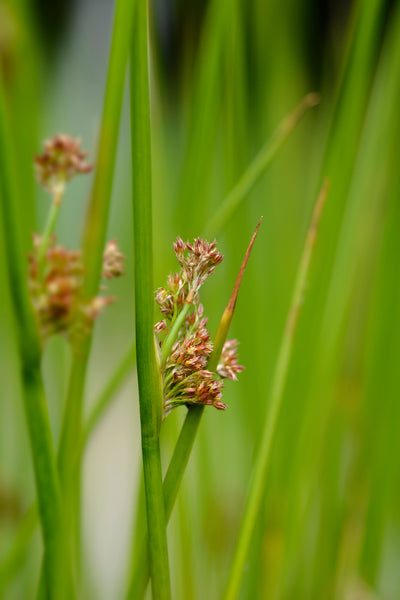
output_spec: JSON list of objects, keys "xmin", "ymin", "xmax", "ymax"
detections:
[{"xmin": 35, "ymin": 134, "xmax": 92, "ymax": 193}]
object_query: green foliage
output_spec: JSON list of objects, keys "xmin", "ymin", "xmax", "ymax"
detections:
[{"xmin": 1, "ymin": 0, "xmax": 399, "ymax": 598}]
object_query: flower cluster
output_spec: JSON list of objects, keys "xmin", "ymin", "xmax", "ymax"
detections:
[
  {"xmin": 29, "ymin": 134, "xmax": 124, "ymax": 343},
  {"xmin": 34, "ymin": 134, "xmax": 92, "ymax": 194},
  {"xmin": 102, "ymin": 240, "xmax": 125, "ymax": 279},
  {"xmin": 155, "ymin": 238, "xmax": 223, "ymax": 332},
  {"xmin": 217, "ymin": 339, "xmax": 245, "ymax": 381},
  {"xmin": 155, "ymin": 238, "xmax": 243, "ymax": 417},
  {"xmin": 28, "ymin": 235, "xmax": 124, "ymax": 341},
  {"xmin": 173, "ymin": 237, "xmax": 223, "ymax": 300}
]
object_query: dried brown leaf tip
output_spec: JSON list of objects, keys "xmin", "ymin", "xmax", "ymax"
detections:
[
  {"xmin": 155, "ymin": 238, "xmax": 243, "ymax": 418},
  {"xmin": 28, "ymin": 235, "xmax": 124, "ymax": 342},
  {"xmin": 34, "ymin": 134, "xmax": 92, "ymax": 194}
]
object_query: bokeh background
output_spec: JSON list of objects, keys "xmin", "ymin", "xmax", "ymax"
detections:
[{"xmin": 1, "ymin": 0, "xmax": 400, "ymax": 598}]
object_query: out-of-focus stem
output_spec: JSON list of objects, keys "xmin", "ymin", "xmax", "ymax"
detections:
[
  {"xmin": 0, "ymin": 68, "xmax": 72, "ymax": 600},
  {"xmin": 223, "ymin": 180, "xmax": 329, "ymax": 600},
  {"xmin": 37, "ymin": 186, "xmax": 64, "ymax": 272},
  {"xmin": 205, "ymin": 93, "xmax": 319, "ymax": 237}
]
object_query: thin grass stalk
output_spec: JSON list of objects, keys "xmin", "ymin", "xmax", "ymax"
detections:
[
  {"xmin": 48, "ymin": 0, "xmax": 136, "ymax": 582},
  {"xmin": 81, "ymin": 344, "xmax": 136, "ymax": 447},
  {"xmin": 308, "ymin": 6, "xmax": 400, "ymax": 589},
  {"xmin": 57, "ymin": 0, "xmax": 135, "ymax": 488},
  {"xmin": 176, "ymin": 0, "xmax": 229, "ymax": 232},
  {"xmin": 275, "ymin": 2, "xmax": 388, "ymax": 594},
  {"xmin": 130, "ymin": 0, "xmax": 171, "ymax": 597},
  {"xmin": 0, "ymin": 78, "xmax": 36, "ymax": 347},
  {"xmin": 6, "ymin": 0, "xmax": 41, "ymax": 245},
  {"xmin": 205, "ymin": 93, "xmax": 319, "ymax": 237},
  {"xmin": 278, "ymin": 4, "xmax": 400, "ymax": 593},
  {"xmin": 223, "ymin": 181, "xmax": 328, "ymax": 600},
  {"xmin": 359, "ymin": 164, "xmax": 400, "ymax": 586},
  {"xmin": 0, "ymin": 74, "xmax": 72, "ymax": 599},
  {"xmin": 0, "ymin": 342, "xmax": 137, "ymax": 593},
  {"xmin": 126, "ymin": 220, "xmax": 262, "ymax": 599},
  {"xmin": 0, "ymin": 504, "xmax": 37, "ymax": 596}
]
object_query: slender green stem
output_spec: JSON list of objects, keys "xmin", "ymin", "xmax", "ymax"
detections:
[
  {"xmin": 80, "ymin": 0, "xmax": 135, "ymax": 298},
  {"xmin": 130, "ymin": 0, "xmax": 171, "ymax": 598},
  {"xmin": 223, "ymin": 181, "xmax": 329, "ymax": 600},
  {"xmin": 37, "ymin": 188, "xmax": 64, "ymax": 272},
  {"xmin": 82, "ymin": 344, "xmax": 136, "ymax": 446},
  {"xmin": 0, "ymin": 504, "xmax": 38, "ymax": 596},
  {"xmin": 58, "ymin": 351, "xmax": 89, "ymax": 489},
  {"xmin": 161, "ymin": 302, "xmax": 191, "ymax": 365},
  {"xmin": 58, "ymin": 0, "xmax": 136, "ymax": 475},
  {"xmin": 0, "ymin": 69, "xmax": 37, "ymax": 354},
  {"xmin": 205, "ymin": 93, "xmax": 319, "ymax": 237},
  {"xmin": 24, "ymin": 362, "xmax": 73, "ymax": 600},
  {"xmin": 54, "ymin": 0, "xmax": 135, "ymax": 577},
  {"xmin": 0, "ymin": 70, "xmax": 72, "ymax": 600},
  {"xmin": 127, "ymin": 406, "xmax": 204, "ymax": 600},
  {"xmin": 0, "ymin": 342, "xmax": 137, "ymax": 593}
]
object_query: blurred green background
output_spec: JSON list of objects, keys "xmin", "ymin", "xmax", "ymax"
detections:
[{"xmin": 1, "ymin": 0, "xmax": 400, "ymax": 598}]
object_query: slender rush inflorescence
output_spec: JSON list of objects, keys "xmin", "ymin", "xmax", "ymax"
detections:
[
  {"xmin": 29, "ymin": 134, "xmax": 124, "ymax": 343},
  {"xmin": 34, "ymin": 134, "xmax": 92, "ymax": 193},
  {"xmin": 155, "ymin": 238, "xmax": 244, "ymax": 417}
]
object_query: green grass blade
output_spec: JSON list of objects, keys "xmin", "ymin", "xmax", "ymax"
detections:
[
  {"xmin": 223, "ymin": 181, "xmax": 328, "ymax": 600},
  {"xmin": 205, "ymin": 93, "xmax": 319, "ymax": 238},
  {"xmin": 0, "ymin": 68, "xmax": 72, "ymax": 600},
  {"xmin": 54, "ymin": 0, "xmax": 136, "ymax": 577},
  {"xmin": 82, "ymin": 344, "xmax": 136, "ymax": 447},
  {"xmin": 130, "ymin": 0, "xmax": 171, "ymax": 597}
]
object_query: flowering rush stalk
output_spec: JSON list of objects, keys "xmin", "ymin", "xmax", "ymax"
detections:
[
  {"xmin": 127, "ymin": 220, "xmax": 261, "ymax": 599},
  {"xmin": 30, "ymin": 135, "xmax": 124, "ymax": 344},
  {"xmin": 0, "ymin": 78, "xmax": 74, "ymax": 599},
  {"xmin": 34, "ymin": 134, "xmax": 92, "ymax": 273},
  {"xmin": 155, "ymin": 238, "xmax": 244, "ymax": 418},
  {"xmin": 29, "ymin": 133, "xmax": 124, "ymax": 598}
]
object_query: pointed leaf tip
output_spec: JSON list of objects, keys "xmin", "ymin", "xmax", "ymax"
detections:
[
  {"xmin": 227, "ymin": 217, "xmax": 263, "ymax": 312},
  {"xmin": 209, "ymin": 219, "xmax": 263, "ymax": 370}
]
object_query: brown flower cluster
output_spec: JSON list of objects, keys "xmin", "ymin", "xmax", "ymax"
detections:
[
  {"xmin": 173, "ymin": 238, "xmax": 223, "ymax": 299},
  {"xmin": 217, "ymin": 340, "xmax": 245, "ymax": 381},
  {"xmin": 162, "ymin": 305, "xmax": 225, "ymax": 416},
  {"xmin": 28, "ymin": 235, "xmax": 124, "ymax": 341},
  {"xmin": 155, "ymin": 239, "xmax": 223, "ymax": 331},
  {"xmin": 102, "ymin": 240, "xmax": 125, "ymax": 279},
  {"xmin": 155, "ymin": 238, "xmax": 243, "ymax": 417},
  {"xmin": 34, "ymin": 134, "xmax": 92, "ymax": 193}
]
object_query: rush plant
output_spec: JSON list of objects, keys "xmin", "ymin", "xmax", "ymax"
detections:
[{"xmin": 1, "ymin": 0, "xmax": 398, "ymax": 599}]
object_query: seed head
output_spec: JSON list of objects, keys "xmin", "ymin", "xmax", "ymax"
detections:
[
  {"xmin": 35, "ymin": 134, "xmax": 92, "ymax": 193},
  {"xmin": 217, "ymin": 339, "xmax": 245, "ymax": 381},
  {"xmin": 102, "ymin": 239, "xmax": 124, "ymax": 279},
  {"xmin": 173, "ymin": 237, "xmax": 223, "ymax": 295},
  {"xmin": 155, "ymin": 287, "xmax": 175, "ymax": 319},
  {"xmin": 28, "ymin": 235, "xmax": 123, "ymax": 342},
  {"xmin": 155, "ymin": 236, "xmax": 242, "ymax": 418},
  {"xmin": 154, "ymin": 320, "xmax": 167, "ymax": 332}
]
